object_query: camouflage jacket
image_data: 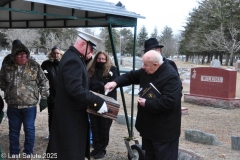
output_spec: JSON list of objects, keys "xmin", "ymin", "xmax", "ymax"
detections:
[{"xmin": 0, "ymin": 59, "xmax": 49, "ymax": 108}]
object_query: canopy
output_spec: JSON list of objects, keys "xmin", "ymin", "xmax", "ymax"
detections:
[{"xmin": 0, "ymin": 0, "xmax": 144, "ymax": 28}]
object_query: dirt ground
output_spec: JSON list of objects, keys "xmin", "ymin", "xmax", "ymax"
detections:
[{"xmin": 0, "ymin": 59, "xmax": 240, "ymax": 160}]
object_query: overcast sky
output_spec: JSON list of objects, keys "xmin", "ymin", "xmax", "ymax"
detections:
[{"xmin": 107, "ymin": 0, "xmax": 199, "ymax": 35}]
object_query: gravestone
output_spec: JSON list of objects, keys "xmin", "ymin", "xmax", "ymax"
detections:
[
  {"xmin": 235, "ymin": 60, "xmax": 240, "ymax": 72},
  {"xmin": 178, "ymin": 148, "xmax": 204, "ymax": 160},
  {"xmin": 185, "ymin": 129, "xmax": 222, "ymax": 145},
  {"xmin": 116, "ymin": 114, "xmax": 136, "ymax": 126},
  {"xmin": 184, "ymin": 67, "xmax": 240, "ymax": 108},
  {"xmin": 121, "ymin": 57, "xmax": 142, "ymax": 68},
  {"xmin": 231, "ymin": 136, "xmax": 240, "ymax": 150},
  {"xmin": 211, "ymin": 59, "xmax": 221, "ymax": 68}
]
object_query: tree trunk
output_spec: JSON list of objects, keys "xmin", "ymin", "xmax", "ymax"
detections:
[
  {"xmin": 219, "ymin": 53, "xmax": 223, "ymax": 65},
  {"xmin": 202, "ymin": 55, "xmax": 206, "ymax": 64},
  {"xmin": 229, "ymin": 51, "xmax": 234, "ymax": 66},
  {"xmin": 207, "ymin": 53, "xmax": 211, "ymax": 64},
  {"xmin": 225, "ymin": 54, "xmax": 230, "ymax": 66},
  {"xmin": 186, "ymin": 55, "xmax": 189, "ymax": 62}
]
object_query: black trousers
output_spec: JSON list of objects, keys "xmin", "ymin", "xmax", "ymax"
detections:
[
  {"xmin": 47, "ymin": 100, "xmax": 54, "ymax": 136},
  {"xmin": 142, "ymin": 137, "xmax": 179, "ymax": 160},
  {"xmin": 89, "ymin": 113, "xmax": 113, "ymax": 152}
]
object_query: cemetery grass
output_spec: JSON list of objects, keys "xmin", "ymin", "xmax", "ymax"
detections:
[{"xmin": 0, "ymin": 60, "xmax": 240, "ymax": 160}]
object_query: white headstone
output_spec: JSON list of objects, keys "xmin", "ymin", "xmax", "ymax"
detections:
[
  {"xmin": 211, "ymin": 59, "xmax": 221, "ymax": 68},
  {"xmin": 235, "ymin": 60, "xmax": 240, "ymax": 71}
]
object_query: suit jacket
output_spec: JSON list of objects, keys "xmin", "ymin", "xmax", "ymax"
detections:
[
  {"xmin": 114, "ymin": 60, "xmax": 182, "ymax": 142},
  {"xmin": 48, "ymin": 46, "xmax": 104, "ymax": 160}
]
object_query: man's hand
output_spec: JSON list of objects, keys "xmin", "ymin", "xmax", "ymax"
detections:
[
  {"xmin": 104, "ymin": 82, "xmax": 117, "ymax": 93},
  {"xmin": 137, "ymin": 97, "xmax": 146, "ymax": 107},
  {"xmin": 39, "ymin": 99, "xmax": 48, "ymax": 112},
  {"xmin": 97, "ymin": 102, "xmax": 108, "ymax": 114}
]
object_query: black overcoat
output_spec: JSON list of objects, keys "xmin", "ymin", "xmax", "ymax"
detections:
[
  {"xmin": 114, "ymin": 60, "xmax": 182, "ymax": 143},
  {"xmin": 48, "ymin": 46, "xmax": 104, "ymax": 160}
]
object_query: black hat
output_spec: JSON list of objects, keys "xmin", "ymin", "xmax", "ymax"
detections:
[
  {"xmin": 143, "ymin": 38, "xmax": 164, "ymax": 53},
  {"xmin": 51, "ymin": 46, "xmax": 60, "ymax": 52},
  {"xmin": 12, "ymin": 39, "xmax": 22, "ymax": 46}
]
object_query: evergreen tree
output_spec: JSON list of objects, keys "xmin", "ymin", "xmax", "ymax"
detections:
[
  {"xmin": 120, "ymin": 28, "xmax": 134, "ymax": 56},
  {"xmin": 137, "ymin": 25, "xmax": 148, "ymax": 48},
  {"xmin": 150, "ymin": 27, "xmax": 158, "ymax": 38},
  {"xmin": 100, "ymin": 28, "xmax": 119, "ymax": 54},
  {"xmin": 159, "ymin": 26, "xmax": 177, "ymax": 58}
]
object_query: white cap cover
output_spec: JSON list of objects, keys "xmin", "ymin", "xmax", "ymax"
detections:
[{"xmin": 78, "ymin": 31, "xmax": 102, "ymax": 50}]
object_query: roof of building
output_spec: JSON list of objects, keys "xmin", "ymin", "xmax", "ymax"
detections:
[{"xmin": 0, "ymin": 0, "xmax": 145, "ymax": 28}]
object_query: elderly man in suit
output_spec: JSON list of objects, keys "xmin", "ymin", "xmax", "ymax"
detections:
[{"xmin": 105, "ymin": 50, "xmax": 182, "ymax": 160}]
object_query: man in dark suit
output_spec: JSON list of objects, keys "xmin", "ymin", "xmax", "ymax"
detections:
[
  {"xmin": 143, "ymin": 38, "xmax": 179, "ymax": 73},
  {"xmin": 105, "ymin": 50, "xmax": 182, "ymax": 160},
  {"xmin": 48, "ymin": 33, "xmax": 108, "ymax": 160}
]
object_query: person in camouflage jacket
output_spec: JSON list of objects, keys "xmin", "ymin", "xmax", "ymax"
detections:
[{"xmin": 0, "ymin": 42, "xmax": 49, "ymax": 158}]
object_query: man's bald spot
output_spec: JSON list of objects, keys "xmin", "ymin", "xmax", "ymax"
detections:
[{"xmin": 143, "ymin": 50, "xmax": 162, "ymax": 64}]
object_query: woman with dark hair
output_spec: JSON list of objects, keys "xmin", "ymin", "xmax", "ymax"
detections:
[
  {"xmin": 87, "ymin": 51, "xmax": 118, "ymax": 159},
  {"xmin": 41, "ymin": 46, "xmax": 64, "ymax": 140}
]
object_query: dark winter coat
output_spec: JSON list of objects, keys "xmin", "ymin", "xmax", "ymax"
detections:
[
  {"xmin": 114, "ymin": 60, "xmax": 182, "ymax": 143},
  {"xmin": 90, "ymin": 66, "xmax": 118, "ymax": 99},
  {"xmin": 41, "ymin": 59, "xmax": 59, "ymax": 101},
  {"xmin": 48, "ymin": 46, "xmax": 105, "ymax": 160},
  {"xmin": 164, "ymin": 58, "xmax": 178, "ymax": 74}
]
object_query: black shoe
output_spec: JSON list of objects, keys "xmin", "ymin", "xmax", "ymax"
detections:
[
  {"xmin": 90, "ymin": 149, "xmax": 99, "ymax": 157},
  {"xmin": 93, "ymin": 151, "xmax": 106, "ymax": 159}
]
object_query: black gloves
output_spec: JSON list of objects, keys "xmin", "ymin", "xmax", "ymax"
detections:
[
  {"xmin": 40, "ymin": 99, "xmax": 48, "ymax": 112},
  {"xmin": 91, "ymin": 84, "xmax": 104, "ymax": 93}
]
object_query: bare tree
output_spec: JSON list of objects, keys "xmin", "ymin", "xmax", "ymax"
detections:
[
  {"xmin": 6, "ymin": 29, "xmax": 40, "ymax": 50},
  {"xmin": 204, "ymin": 23, "xmax": 240, "ymax": 66},
  {"xmin": 42, "ymin": 32, "xmax": 61, "ymax": 53},
  {"xmin": 160, "ymin": 26, "xmax": 178, "ymax": 58}
]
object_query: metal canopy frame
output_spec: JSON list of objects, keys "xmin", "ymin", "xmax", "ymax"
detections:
[
  {"xmin": 0, "ymin": 0, "xmax": 144, "ymax": 28},
  {"xmin": 0, "ymin": 0, "xmax": 144, "ymax": 141}
]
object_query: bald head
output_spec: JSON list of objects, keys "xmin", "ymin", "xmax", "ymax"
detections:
[
  {"xmin": 142, "ymin": 50, "xmax": 163, "ymax": 74},
  {"xmin": 143, "ymin": 50, "xmax": 163, "ymax": 64}
]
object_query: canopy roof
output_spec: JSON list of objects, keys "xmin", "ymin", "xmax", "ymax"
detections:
[{"xmin": 0, "ymin": 0, "xmax": 145, "ymax": 28}]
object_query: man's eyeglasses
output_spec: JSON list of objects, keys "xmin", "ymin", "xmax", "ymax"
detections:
[{"xmin": 16, "ymin": 52, "xmax": 27, "ymax": 58}]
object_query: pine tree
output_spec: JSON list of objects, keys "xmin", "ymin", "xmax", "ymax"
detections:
[{"xmin": 137, "ymin": 25, "xmax": 148, "ymax": 48}]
